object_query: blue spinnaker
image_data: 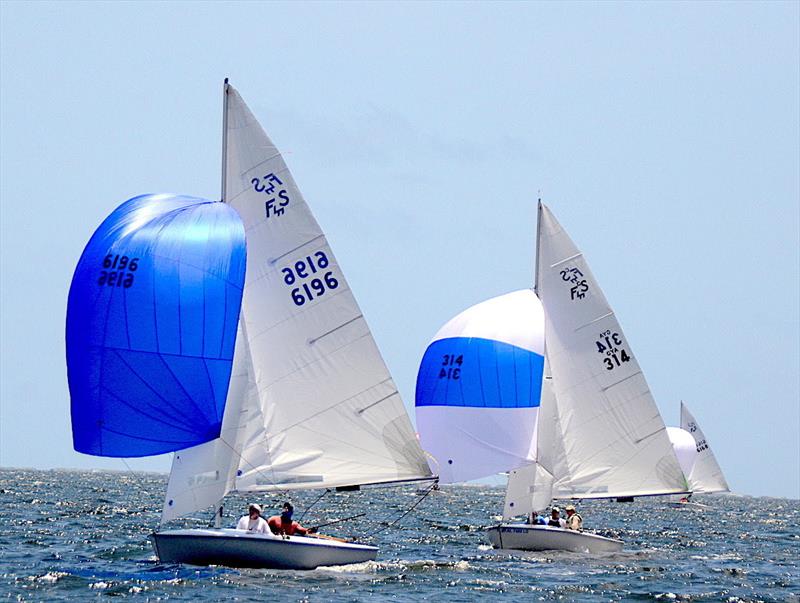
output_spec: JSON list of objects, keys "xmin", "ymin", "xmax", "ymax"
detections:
[{"xmin": 67, "ymin": 194, "xmax": 247, "ymax": 457}]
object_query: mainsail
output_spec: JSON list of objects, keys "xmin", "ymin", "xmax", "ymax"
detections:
[
  {"xmin": 161, "ymin": 83, "xmax": 432, "ymax": 519},
  {"xmin": 503, "ymin": 203, "xmax": 688, "ymax": 518},
  {"xmin": 680, "ymin": 402, "xmax": 729, "ymax": 493},
  {"xmin": 415, "ymin": 290, "xmax": 546, "ymax": 483}
]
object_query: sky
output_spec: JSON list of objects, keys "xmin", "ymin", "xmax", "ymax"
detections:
[{"xmin": 1, "ymin": 1, "xmax": 798, "ymax": 499}]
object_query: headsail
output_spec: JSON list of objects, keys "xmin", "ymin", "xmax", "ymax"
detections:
[
  {"xmin": 415, "ymin": 290, "xmax": 546, "ymax": 483},
  {"xmin": 160, "ymin": 326, "xmax": 259, "ymax": 523},
  {"xmin": 533, "ymin": 202, "xmax": 688, "ymax": 499},
  {"xmin": 666, "ymin": 426, "xmax": 699, "ymax": 478},
  {"xmin": 503, "ymin": 361, "xmax": 569, "ymax": 519},
  {"xmin": 67, "ymin": 194, "xmax": 246, "ymax": 457},
  {"xmin": 680, "ymin": 402, "xmax": 729, "ymax": 493},
  {"xmin": 220, "ymin": 83, "xmax": 432, "ymax": 491}
]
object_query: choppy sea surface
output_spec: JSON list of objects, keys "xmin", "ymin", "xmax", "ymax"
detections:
[{"xmin": 1, "ymin": 468, "xmax": 797, "ymax": 601}]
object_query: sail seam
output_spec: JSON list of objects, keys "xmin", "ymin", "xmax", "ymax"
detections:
[
  {"xmin": 99, "ymin": 384, "xmax": 200, "ymax": 435},
  {"xmin": 109, "ymin": 349, "xmax": 207, "ymax": 430}
]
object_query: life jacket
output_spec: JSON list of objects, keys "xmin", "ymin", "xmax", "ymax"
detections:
[
  {"xmin": 547, "ymin": 518, "xmax": 562, "ymax": 527},
  {"xmin": 566, "ymin": 513, "xmax": 583, "ymax": 530}
]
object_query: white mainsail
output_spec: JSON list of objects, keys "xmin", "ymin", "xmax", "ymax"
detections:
[
  {"xmin": 680, "ymin": 401, "xmax": 729, "ymax": 493},
  {"xmin": 223, "ymin": 83, "xmax": 431, "ymax": 492},
  {"xmin": 504, "ymin": 203, "xmax": 688, "ymax": 518},
  {"xmin": 161, "ymin": 83, "xmax": 431, "ymax": 522}
]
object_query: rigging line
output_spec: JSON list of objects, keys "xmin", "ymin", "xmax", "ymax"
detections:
[
  {"xmin": 119, "ymin": 459, "xmax": 160, "ymax": 531},
  {"xmin": 297, "ymin": 488, "xmax": 331, "ymax": 522},
  {"xmin": 365, "ymin": 481, "xmax": 437, "ymax": 540}
]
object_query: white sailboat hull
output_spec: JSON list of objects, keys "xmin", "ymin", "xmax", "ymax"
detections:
[
  {"xmin": 486, "ymin": 524, "xmax": 623, "ymax": 554},
  {"xmin": 151, "ymin": 529, "xmax": 378, "ymax": 570}
]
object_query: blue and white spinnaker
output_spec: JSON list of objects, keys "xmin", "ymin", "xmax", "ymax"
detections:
[{"xmin": 415, "ymin": 289, "xmax": 545, "ymax": 483}]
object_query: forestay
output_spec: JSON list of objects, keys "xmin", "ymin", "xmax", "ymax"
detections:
[
  {"xmin": 415, "ymin": 290, "xmax": 545, "ymax": 483},
  {"xmin": 532, "ymin": 203, "xmax": 687, "ymax": 500},
  {"xmin": 222, "ymin": 83, "xmax": 431, "ymax": 491},
  {"xmin": 681, "ymin": 402, "xmax": 729, "ymax": 493}
]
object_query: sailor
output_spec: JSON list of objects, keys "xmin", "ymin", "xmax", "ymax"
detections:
[
  {"xmin": 547, "ymin": 506, "xmax": 566, "ymax": 528},
  {"xmin": 267, "ymin": 502, "xmax": 317, "ymax": 537},
  {"xmin": 236, "ymin": 503, "xmax": 269, "ymax": 534},
  {"xmin": 528, "ymin": 511, "xmax": 546, "ymax": 525},
  {"xmin": 564, "ymin": 504, "xmax": 583, "ymax": 531}
]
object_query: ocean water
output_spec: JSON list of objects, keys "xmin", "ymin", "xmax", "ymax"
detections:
[{"xmin": 0, "ymin": 468, "xmax": 797, "ymax": 601}]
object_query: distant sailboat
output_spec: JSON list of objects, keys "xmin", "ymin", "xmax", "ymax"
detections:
[
  {"xmin": 416, "ymin": 202, "xmax": 689, "ymax": 553},
  {"xmin": 667, "ymin": 402, "xmax": 729, "ymax": 509},
  {"xmin": 67, "ymin": 81, "xmax": 434, "ymax": 570}
]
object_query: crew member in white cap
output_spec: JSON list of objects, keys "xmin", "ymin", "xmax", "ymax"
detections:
[
  {"xmin": 547, "ymin": 506, "xmax": 566, "ymax": 528},
  {"xmin": 236, "ymin": 503, "xmax": 269, "ymax": 534},
  {"xmin": 564, "ymin": 504, "xmax": 582, "ymax": 531}
]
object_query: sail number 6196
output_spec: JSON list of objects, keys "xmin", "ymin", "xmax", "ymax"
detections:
[{"xmin": 281, "ymin": 250, "xmax": 340, "ymax": 306}]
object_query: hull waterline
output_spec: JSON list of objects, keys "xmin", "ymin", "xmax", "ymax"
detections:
[
  {"xmin": 151, "ymin": 529, "xmax": 378, "ymax": 570},
  {"xmin": 486, "ymin": 524, "xmax": 624, "ymax": 554}
]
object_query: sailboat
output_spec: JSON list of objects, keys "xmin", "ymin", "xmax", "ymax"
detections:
[
  {"xmin": 66, "ymin": 81, "xmax": 434, "ymax": 570},
  {"xmin": 667, "ymin": 402, "xmax": 729, "ymax": 509},
  {"xmin": 415, "ymin": 202, "xmax": 689, "ymax": 553}
]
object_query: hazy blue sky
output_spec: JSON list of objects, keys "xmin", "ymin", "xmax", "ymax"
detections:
[{"xmin": 1, "ymin": 2, "xmax": 798, "ymax": 498}]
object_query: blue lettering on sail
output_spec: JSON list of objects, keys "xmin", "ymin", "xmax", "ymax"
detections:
[
  {"xmin": 415, "ymin": 337, "xmax": 544, "ymax": 408},
  {"xmin": 66, "ymin": 194, "xmax": 247, "ymax": 458}
]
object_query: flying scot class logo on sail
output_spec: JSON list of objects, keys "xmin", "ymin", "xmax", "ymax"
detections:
[
  {"xmin": 251, "ymin": 172, "xmax": 290, "ymax": 218},
  {"xmin": 560, "ymin": 267, "xmax": 588, "ymax": 300}
]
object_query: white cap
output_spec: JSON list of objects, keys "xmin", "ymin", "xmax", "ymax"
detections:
[{"xmin": 248, "ymin": 503, "xmax": 262, "ymax": 514}]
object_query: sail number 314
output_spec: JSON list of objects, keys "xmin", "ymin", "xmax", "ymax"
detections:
[
  {"xmin": 595, "ymin": 330, "xmax": 631, "ymax": 371},
  {"xmin": 439, "ymin": 354, "xmax": 463, "ymax": 380},
  {"xmin": 282, "ymin": 251, "xmax": 339, "ymax": 306}
]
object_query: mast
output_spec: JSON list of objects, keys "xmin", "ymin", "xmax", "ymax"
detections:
[
  {"xmin": 534, "ymin": 198, "xmax": 543, "ymax": 295},
  {"xmin": 220, "ymin": 78, "xmax": 230, "ymax": 202}
]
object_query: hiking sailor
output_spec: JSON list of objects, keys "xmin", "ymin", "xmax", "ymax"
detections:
[
  {"xmin": 267, "ymin": 502, "xmax": 317, "ymax": 537},
  {"xmin": 236, "ymin": 504, "xmax": 269, "ymax": 534},
  {"xmin": 564, "ymin": 504, "xmax": 583, "ymax": 531}
]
